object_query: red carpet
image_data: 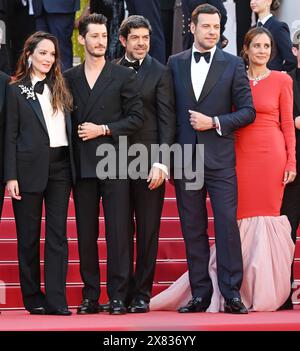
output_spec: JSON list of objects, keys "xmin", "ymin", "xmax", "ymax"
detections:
[{"xmin": 0, "ymin": 307, "xmax": 300, "ymax": 331}]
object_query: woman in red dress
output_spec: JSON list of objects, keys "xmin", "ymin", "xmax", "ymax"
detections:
[{"xmin": 151, "ymin": 27, "xmax": 296, "ymax": 312}]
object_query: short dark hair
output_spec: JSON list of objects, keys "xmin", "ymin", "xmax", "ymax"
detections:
[
  {"xmin": 241, "ymin": 27, "xmax": 276, "ymax": 66},
  {"xmin": 78, "ymin": 13, "xmax": 107, "ymax": 37},
  {"xmin": 119, "ymin": 15, "xmax": 152, "ymax": 39},
  {"xmin": 191, "ymin": 4, "xmax": 221, "ymax": 25}
]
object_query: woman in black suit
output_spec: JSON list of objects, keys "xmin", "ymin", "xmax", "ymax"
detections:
[
  {"xmin": 250, "ymin": 0, "xmax": 296, "ymax": 71},
  {"xmin": 4, "ymin": 31, "xmax": 75, "ymax": 315}
]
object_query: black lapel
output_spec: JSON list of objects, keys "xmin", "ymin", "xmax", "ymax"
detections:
[
  {"xmin": 17, "ymin": 79, "xmax": 48, "ymax": 134},
  {"xmin": 72, "ymin": 64, "xmax": 90, "ymax": 115},
  {"xmin": 178, "ymin": 49, "xmax": 197, "ymax": 103},
  {"xmin": 65, "ymin": 110, "xmax": 72, "ymax": 141},
  {"xmin": 136, "ymin": 54, "xmax": 152, "ymax": 89},
  {"xmin": 289, "ymin": 70, "xmax": 300, "ymax": 115},
  {"xmin": 82, "ymin": 61, "xmax": 113, "ymax": 120},
  {"xmin": 0, "ymin": 72, "xmax": 8, "ymax": 112},
  {"xmin": 197, "ymin": 47, "xmax": 228, "ymax": 104}
]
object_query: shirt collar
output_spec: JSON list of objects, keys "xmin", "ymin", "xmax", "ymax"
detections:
[
  {"xmin": 31, "ymin": 75, "xmax": 47, "ymax": 86},
  {"xmin": 124, "ymin": 54, "xmax": 144, "ymax": 66},
  {"xmin": 259, "ymin": 13, "xmax": 273, "ymax": 25}
]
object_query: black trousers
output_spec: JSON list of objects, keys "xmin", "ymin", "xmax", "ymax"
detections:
[
  {"xmin": 13, "ymin": 147, "xmax": 71, "ymax": 311},
  {"xmin": 73, "ymin": 177, "xmax": 131, "ymax": 301},
  {"xmin": 175, "ymin": 167, "xmax": 243, "ymax": 301},
  {"xmin": 127, "ymin": 178, "xmax": 165, "ymax": 303}
]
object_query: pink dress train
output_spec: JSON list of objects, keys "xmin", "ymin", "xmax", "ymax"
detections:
[{"xmin": 150, "ymin": 216, "xmax": 295, "ymax": 312}]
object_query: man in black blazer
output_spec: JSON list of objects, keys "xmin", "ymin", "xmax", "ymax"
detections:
[
  {"xmin": 281, "ymin": 29, "xmax": 300, "ymax": 310},
  {"xmin": 32, "ymin": 0, "xmax": 80, "ymax": 71},
  {"xmin": 0, "ymin": 71, "xmax": 8, "ymax": 222},
  {"xmin": 64, "ymin": 14, "xmax": 144, "ymax": 315},
  {"xmin": 117, "ymin": 15, "xmax": 176, "ymax": 313},
  {"xmin": 168, "ymin": 4, "xmax": 255, "ymax": 314}
]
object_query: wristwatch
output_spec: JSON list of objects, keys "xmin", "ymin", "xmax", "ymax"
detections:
[
  {"xmin": 105, "ymin": 125, "xmax": 110, "ymax": 135},
  {"xmin": 211, "ymin": 116, "xmax": 218, "ymax": 129}
]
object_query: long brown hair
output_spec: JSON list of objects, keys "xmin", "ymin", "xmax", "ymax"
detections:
[{"xmin": 14, "ymin": 31, "xmax": 73, "ymax": 113}]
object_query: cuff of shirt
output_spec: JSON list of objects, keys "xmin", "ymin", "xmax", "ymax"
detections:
[
  {"xmin": 153, "ymin": 162, "xmax": 169, "ymax": 177},
  {"xmin": 215, "ymin": 116, "xmax": 222, "ymax": 136}
]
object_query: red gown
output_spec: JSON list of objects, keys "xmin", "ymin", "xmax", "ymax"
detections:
[{"xmin": 150, "ymin": 71, "xmax": 296, "ymax": 312}]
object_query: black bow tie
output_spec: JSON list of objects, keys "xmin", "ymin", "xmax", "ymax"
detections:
[
  {"xmin": 122, "ymin": 59, "xmax": 140, "ymax": 72},
  {"xmin": 257, "ymin": 21, "xmax": 263, "ymax": 27},
  {"xmin": 34, "ymin": 79, "xmax": 47, "ymax": 95},
  {"xmin": 194, "ymin": 51, "xmax": 211, "ymax": 64}
]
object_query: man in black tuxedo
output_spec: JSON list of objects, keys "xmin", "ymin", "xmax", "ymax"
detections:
[
  {"xmin": 168, "ymin": 4, "xmax": 255, "ymax": 314},
  {"xmin": 32, "ymin": 0, "xmax": 80, "ymax": 71},
  {"xmin": 0, "ymin": 71, "xmax": 9, "ymax": 224},
  {"xmin": 281, "ymin": 29, "xmax": 300, "ymax": 310},
  {"xmin": 64, "ymin": 13, "xmax": 144, "ymax": 315},
  {"xmin": 125, "ymin": 0, "xmax": 166, "ymax": 64},
  {"xmin": 117, "ymin": 15, "xmax": 176, "ymax": 313}
]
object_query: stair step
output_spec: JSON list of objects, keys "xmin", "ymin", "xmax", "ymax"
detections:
[
  {"xmin": 0, "ymin": 239, "xmax": 187, "ymax": 261},
  {"xmin": 1, "ymin": 238, "xmax": 299, "ymax": 261},
  {"xmin": 0, "ymin": 283, "xmax": 171, "ymax": 309},
  {"xmin": 0, "ymin": 217, "xmax": 203, "ymax": 239},
  {"xmin": 1, "ymin": 259, "xmax": 300, "ymax": 285},
  {"xmin": 0, "ymin": 261, "xmax": 188, "ymax": 284}
]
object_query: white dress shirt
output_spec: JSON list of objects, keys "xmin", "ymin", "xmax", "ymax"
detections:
[
  {"xmin": 191, "ymin": 45, "xmax": 221, "ymax": 135},
  {"xmin": 32, "ymin": 76, "xmax": 68, "ymax": 148},
  {"xmin": 22, "ymin": 0, "xmax": 34, "ymax": 15},
  {"xmin": 191, "ymin": 44, "xmax": 216, "ymax": 101}
]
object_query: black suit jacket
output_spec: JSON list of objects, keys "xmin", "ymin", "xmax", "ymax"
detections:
[
  {"xmin": 4, "ymin": 78, "xmax": 76, "ymax": 191},
  {"xmin": 288, "ymin": 69, "xmax": 300, "ymax": 171},
  {"xmin": 64, "ymin": 61, "xmax": 144, "ymax": 179},
  {"xmin": 117, "ymin": 54, "xmax": 176, "ymax": 165},
  {"xmin": 168, "ymin": 47, "xmax": 255, "ymax": 169},
  {"xmin": 263, "ymin": 16, "xmax": 296, "ymax": 72}
]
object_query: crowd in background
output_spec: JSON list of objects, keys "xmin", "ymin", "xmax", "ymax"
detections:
[{"xmin": 0, "ymin": 1, "xmax": 298, "ymax": 74}]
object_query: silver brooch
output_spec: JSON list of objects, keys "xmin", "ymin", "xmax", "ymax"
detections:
[{"xmin": 19, "ymin": 84, "xmax": 36, "ymax": 100}]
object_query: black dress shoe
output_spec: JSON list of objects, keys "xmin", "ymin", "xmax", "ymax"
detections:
[
  {"xmin": 29, "ymin": 307, "xmax": 46, "ymax": 315},
  {"xmin": 224, "ymin": 298, "xmax": 248, "ymax": 314},
  {"xmin": 127, "ymin": 299, "xmax": 150, "ymax": 313},
  {"xmin": 77, "ymin": 298, "xmax": 100, "ymax": 314},
  {"xmin": 178, "ymin": 297, "xmax": 210, "ymax": 313},
  {"xmin": 109, "ymin": 300, "xmax": 127, "ymax": 315},
  {"xmin": 98, "ymin": 302, "xmax": 110, "ymax": 312},
  {"xmin": 47, "ymin": 308, "xmax": 72, "ymax": 316}
]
